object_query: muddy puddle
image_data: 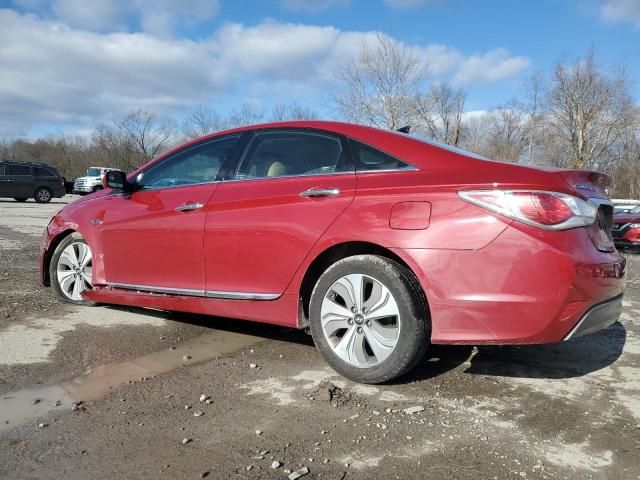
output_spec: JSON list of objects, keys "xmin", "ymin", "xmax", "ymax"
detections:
[{"xmin": 0, "ymin": 329, "xmax": 262, "ymax": 433}]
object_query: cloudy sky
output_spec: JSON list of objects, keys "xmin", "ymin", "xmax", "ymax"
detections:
[{"xmin": 0, "ymin": 0, "xmax": 639, "ymax": 138}]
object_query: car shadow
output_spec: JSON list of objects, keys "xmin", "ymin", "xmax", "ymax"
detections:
[
  {"xmin": 464, "ymin": 321, "xmax": 626, "ymax": 379},
  {"xmin": 100, "ymin": 305, "xmax": 627, "ymax": 383},
  {"xmin": 102, "ymin": 304, "xmax": 315, "ymax": 346}
]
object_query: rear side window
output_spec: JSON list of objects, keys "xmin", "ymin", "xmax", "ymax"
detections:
[
  {"xmin": 236, "ymin": 131, "xmax": 351, "ymax": 180},
  {"xmin": 35, "ymin": 167, "xmax": 57, "ymax": 177},
  {"xmin": 0, "ymin": 164, "xmax": 4, "ymax": 175},
  {"xmin": 6, "ymin": 164, "xmax": 31, "ymax": 175},
  {"xmin": 348, "ymin": 139, "xmax": 415, "ymax": 172}
]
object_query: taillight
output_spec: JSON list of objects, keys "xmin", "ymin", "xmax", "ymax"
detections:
[{"xmin": 458, "ymin": 190, "xmax": 598, "ymax": 230}]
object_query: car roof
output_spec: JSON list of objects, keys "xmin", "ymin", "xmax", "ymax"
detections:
[
  {"xmin": 155, "ymin": 120, "xmax": 486, "ymax": 173},
  {"xmin": 0, "ymin": 160, "xmax": 57, "ymax": 168}
]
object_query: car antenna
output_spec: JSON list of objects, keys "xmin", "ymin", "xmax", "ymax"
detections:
[{"xmin": 396, "ymin": 126, "xmax": 411, "ymax": 134}]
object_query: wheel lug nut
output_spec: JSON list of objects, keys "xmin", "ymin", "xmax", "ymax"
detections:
[
  {"xmin": 366, "ymin": 320, "xmax": 371, "ymax": 327},
  {"xmin": 362, "ymin": 307, "xmax": 368, "ymax": 313},
  {"xmin": 351, "ymin": 306, "xmax": 357, "ymax": 313},
  {"xmin": 348, "ymin": 319, "xmax": 353, "ymax": 325},
  {"xmin": 357, "ymin": 327, "xmax": 363, "ymax": 334}
]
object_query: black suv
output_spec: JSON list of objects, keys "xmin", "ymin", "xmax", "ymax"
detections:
[{"xmin": 0, "ymin": 161, "xmax": 66, "ymax": 203}]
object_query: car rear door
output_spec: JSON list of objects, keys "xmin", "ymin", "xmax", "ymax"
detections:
[
  {"xmin": 99, "ymin": 135, "xmax": 241, "ymax": 293},
  {"xmin": 204, "ymin": 129, "xmax": 356, "ymax": 298}
]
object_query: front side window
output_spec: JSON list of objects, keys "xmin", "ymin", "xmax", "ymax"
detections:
[
  {"xmin": 348, "ymin": 139, "xmax": 415, "ymax": 172},
  {"xmin": 235, "ymin": 131, "xmax": 350, "ymax": 180},
  {"xmin": 6, "ymin": 164, "xmax": 31, "ymax": 176},
  {"xmin": 140, "ymin": 136, "xmax": 239, "ymax": 189}
]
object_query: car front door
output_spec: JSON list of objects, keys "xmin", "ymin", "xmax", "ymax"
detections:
[
  {"xmin": 204, "ymin": 129, "xmax": 357, "ymax": 298},
  {"xmin": 99, "ymin": 135, "xmax": 241, "ymax": 293}
]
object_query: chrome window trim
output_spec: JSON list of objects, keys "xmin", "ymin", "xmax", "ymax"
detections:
[
  {"xmin": 220, "ymin": 170, "xmax": 355, "ymax": 184},
  {"xmin": 106, "ymin": 282, "xmax": 280, "ymax": 301},
  {"xmin": 137, "ymin": 179, "xmax": 221, "ymax": 192},
  {"xmin": 356, "ymin": 166, "xmax": 419, "ymax": 174}
]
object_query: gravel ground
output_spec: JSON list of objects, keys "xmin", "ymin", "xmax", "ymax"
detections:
[{"xmin": 0, "ymin": 197, "xmax": 639, "ymax": 480}]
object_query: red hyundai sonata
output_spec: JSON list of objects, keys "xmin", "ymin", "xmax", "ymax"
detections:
[{"xmin": 39, "ymin": 121, "xmax": 625, "ymax": 383}]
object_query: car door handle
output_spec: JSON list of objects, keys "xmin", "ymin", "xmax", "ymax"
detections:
[
  {"xmin": 175, "ymin": 202, "xmax": 204, "ymax": 212},
  {"xmin": 299, "ymin": 188, "xmax": 341, "ymax": 198}
]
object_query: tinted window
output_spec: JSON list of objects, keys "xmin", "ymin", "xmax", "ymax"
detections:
[
  {"xmin": 0, "ymin": 164, "xmax": 4, "ymax": 175},
  {"xmin": 236, "ymin": 131, "xmax": 350, "ymax": 180},
  {"xmin": 35, "ymin": 167, "xmax": 57, "ymax": 177},
  {"xmin": 6, "ymin": 164, "xmax": 31, "ymax": 176},
  {"xmin": 348, "ymin": 139, "xmax": 414, "ymax": 172},
  {"xmin": 141, "ymin": 136, "xmax": 239, "ymax": 189}
]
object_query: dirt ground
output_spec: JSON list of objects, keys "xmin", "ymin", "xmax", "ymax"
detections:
[{"xmin": 0, "ymin": 197, "xmax": 639, "ymax": 480}]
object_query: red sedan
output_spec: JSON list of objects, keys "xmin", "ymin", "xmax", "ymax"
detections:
[{"xmin": 39, "ymin": 121, "xmax": 625, "ymax": 383}]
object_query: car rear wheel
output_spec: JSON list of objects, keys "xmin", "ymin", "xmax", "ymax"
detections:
[
  {"xmin": 309, "ymin": 255, "xmax": 430, "ymax": 384},
  {"xmin": 34, "ymin": 187, "xmax": 52, "ymax": 203},
  {"xmin": 50, "ymin": 233, "xmax": 95, "ymax": 305}
]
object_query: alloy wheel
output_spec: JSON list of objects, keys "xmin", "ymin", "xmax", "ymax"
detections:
[
  {"xmin": 320, "ymin": 273, "xmax": 401, "ymax": 368},
  {"xmin": 56, "ymin": 242, "xmax": 93, "ymax": 301},
  {"xmin": 37, "ymin": 189, "xmax": 51, "ymax": 202}
]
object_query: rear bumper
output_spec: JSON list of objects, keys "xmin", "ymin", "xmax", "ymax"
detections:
[
  {"xmin": 564, "ymin": 294, "xmax": 623, "ymax": 340},
  {"xmin": 392, "ymin": 223, "xmax": 626, "ymax": 345}
]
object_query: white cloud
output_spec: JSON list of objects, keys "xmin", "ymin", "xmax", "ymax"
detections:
[
  {"xmin": 600, "ymin": 0, "xmax": 640, "ymax": 29},
  {"xmin": 454, "ymin": 48, "xmax": 530, "ymax": 84},
  {"xmin": 384, "ymin": 0, "xmax": 444, "ymax": 8},
  {"xmin": 279, "ymin": 0, "xmax": 349, "ymax": 12},
  {"xmin": 11, "ymin": 0, "xmax": 221, "ymax": 36},
  {"xmin": 0, "ymin": 10, "xmax": 529, "ymax": 136},
  {"xmin": 51, "ymin": 0, "xmax": 126, "ymax": 32}
]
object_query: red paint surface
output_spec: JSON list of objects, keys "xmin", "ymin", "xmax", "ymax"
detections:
[{"xmin": 40, "ymin": 121, "xmax": 625, "ymax": 344}]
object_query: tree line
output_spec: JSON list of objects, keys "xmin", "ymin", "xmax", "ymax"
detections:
[{"xmin": 1, "ymin": 34, "xmax": 639, "ymax": 197}]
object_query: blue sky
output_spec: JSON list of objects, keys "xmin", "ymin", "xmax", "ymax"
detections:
[{"xmin": 0, "ymin": 0, "xmax": 638, "ymax": 137}]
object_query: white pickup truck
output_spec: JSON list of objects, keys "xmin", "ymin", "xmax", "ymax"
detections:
[{"xmin": 73, "ymin": 167, "xmax": 120, "ymax": 195}]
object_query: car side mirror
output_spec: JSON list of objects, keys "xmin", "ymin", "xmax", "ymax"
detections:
[{"xmin": 102, "ymin": 170, "xmax": 127, "ymax": 190}]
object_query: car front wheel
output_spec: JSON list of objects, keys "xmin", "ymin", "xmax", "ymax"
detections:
[
  {"xmin": 309, "ymin": 255, "xmax": 430, "ymax": 384},
  {"xmin": 50, "ymin": 233, "xmax": 94, "ymax": 305}
]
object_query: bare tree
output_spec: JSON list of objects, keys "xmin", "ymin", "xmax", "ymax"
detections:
[
  {"xmin": 183, "ymin": 104, "xmax": 227, "ymax": 139},
  {"xmin": 92, "ymin": 123, "xmax": 143, "ymax": 171},
  {"xmin": 226, "ymin": 103, "xmax": 265, "ymax": 128},
  {"xmin": 117, "ymin": 110, "xmax": 176, "ymax": 161},
  {"xmin": 413, "ymin": 83, "xmax": 466, "ymax": 146},
  {"xmin": 483, "ymin": 100, "xmax": 527, "ymax": 162},
  {"xmin": 332, "ymin": 32, "xmax": 425, "ymax": 129},
  {"xmin": 546, "ymin": 50, "xmax": 635, "ymax": 169},
  {"xmin": 270, "ymin": 102, "xmax": 318, "ymax": 121},
  {"xmin": 522, "ymin": 71, "xmax": 546, "ymax": 164}
]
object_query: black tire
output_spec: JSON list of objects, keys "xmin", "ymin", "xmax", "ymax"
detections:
[
  {"xmin": 309, "ymin": 255, "xmax": 430, "ymax": 384},
  {"xmin": 92, "ymin": 186, "xmax": 103, "ymax": 193},
  {"xmin": 14, "ymin": 198, "xmax": 27, "ymax": 202},
  {"xmin": 34, "ymin": 187, "xmax": 52, "ymax": 203},
  {"xmin": 49, "ymin": 232, "xmax": 95, "ymax": 305}
]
